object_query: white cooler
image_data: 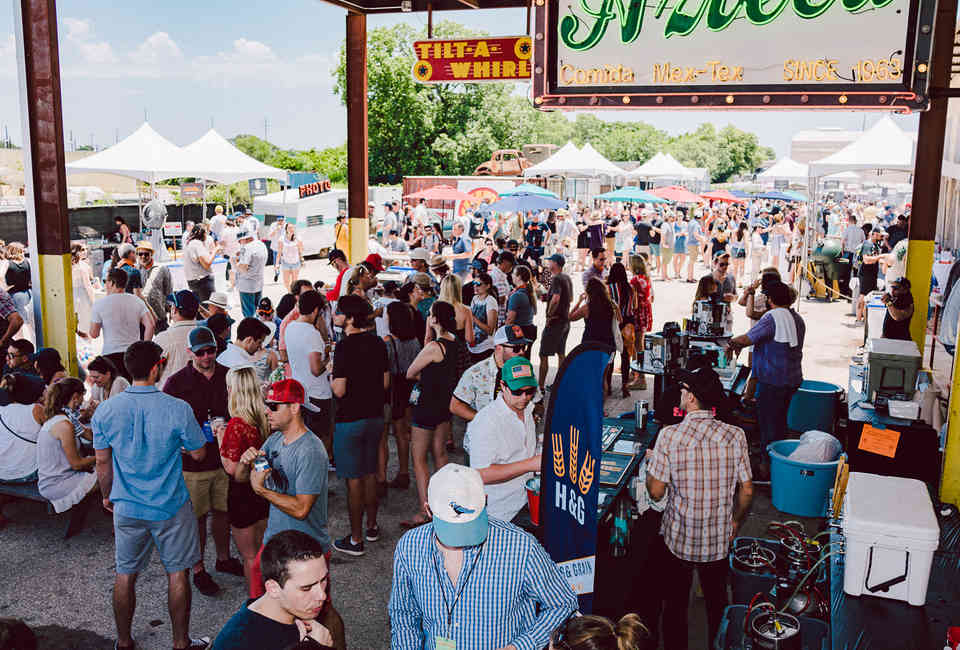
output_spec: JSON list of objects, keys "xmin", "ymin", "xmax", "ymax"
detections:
[{"xmin": 842, "ymin": 472, "xmax": 939, "ymax": 606}]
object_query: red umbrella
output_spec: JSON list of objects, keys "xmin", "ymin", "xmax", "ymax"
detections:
[
  {"xmin": 650, "ymin": 185, "xmax": 705, "ymax": 204},
  {"xmin": 700, "ymin": 189, "xmax": 747, "ymax": 204},
  {"xmin": 404, "ymin": 184, "xmax": 475, "ymax": 202}
]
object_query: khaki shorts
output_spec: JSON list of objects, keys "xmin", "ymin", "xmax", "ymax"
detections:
[{"xmin": 183, "ymin": 469, "xmax": 229, "ymax": 518}]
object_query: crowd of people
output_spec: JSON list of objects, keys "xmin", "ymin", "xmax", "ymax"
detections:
[{"xmin": 0, "ymin": 189, "xmax": 916, "ymax": 650}]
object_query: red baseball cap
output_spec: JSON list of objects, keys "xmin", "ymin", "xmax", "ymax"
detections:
[
  {"xmin": 266, "ymin": 379, "xmax": 305, "ymax": 404},
  {"xmin": 364, "ymin": 253, "xmax": 385, "ymax": 273}
]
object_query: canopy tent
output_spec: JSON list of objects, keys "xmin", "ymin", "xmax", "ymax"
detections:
[
  {"xmin": 757, "ymin": 157, "xmax": 809, "ymax": 184},
  {"xmin": 729, "ymin": 189, "xmax": 754, "ymax": 199},
  {"xmin": 753, "ymin": 190, "xmax": 801, "ymax": 201},
  {"xmin": 700, "ymin": 190, "xmax": 747, "ymax": 204},
  {"xmin": 650, "ymin": 185, "xmax": 704, "ymax": 203},
  {"xmin": 808, "ymin": 116, "xmax": 916, "ymax": 177},
  {"xmin": 596, "ymin": 186, "xmax": 669, "ymax": 203},
  {"xmin": 499, "ymin": 183, "xmax": 558, "ymax": 198},
  {"xmin": 577, "ymin": 143, "xmax": 627, "ymax": 178},
  {"xmin": 626, "ymin": 152, "xmax": 695, "ymax": 180},
  {"xmin": 404, "ymin": 184, "xmax": 475, "ymax": 201},
  {"xmin": 183, "ymin": 129, "xmax": 287, "ymax": 183},
  {"xmin": 65, "ymin": 122, "xmax": 198, "ymax": 183},
  {"xmin": 783, "ymin": 190, "xmax": 809, "ymax": 202},
  {"xmin": 479, "ymin": 192, "xmax": 567, "ymax": 214},
  {"xmin": 523, "ymin": 141, "xmax": 582, "ymax": 177},
  {"xmin": 823, "ymin": 171, "xmax": 862, "ymax": 182}
]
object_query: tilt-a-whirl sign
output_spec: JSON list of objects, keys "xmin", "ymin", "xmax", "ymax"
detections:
[
  {"xmin": 532, "ymin": 0, "xmax": 935, "ymax": 110},
  {"xmin": 412, "ymin": 37, "xmax": 533, "ymax": 83}
]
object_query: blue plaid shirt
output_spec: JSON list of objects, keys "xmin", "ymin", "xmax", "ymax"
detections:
[{"xmin": 389, "ymin": 518, "xmax": 577, "ymax": 650}]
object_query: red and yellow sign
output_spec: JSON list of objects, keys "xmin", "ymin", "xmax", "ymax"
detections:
[
  {"xmin": 412, "ymin": 36, "xmax": 532, "ymax": 84},
  {"xmin": 456, "ymin": 187, "xmax": 499, "ymax": 217}
]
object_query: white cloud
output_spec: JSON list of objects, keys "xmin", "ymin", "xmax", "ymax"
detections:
[
  {"xmin": 225, "ymin": 38, "xmax": 277, "ymax": 63},
  {"xmin": 62, "ymin": 17, "xmax": 117, "ymax": 64},
  {"xmin": 130, "ymin": 31, "xmax": 183, "ymax": 65}
]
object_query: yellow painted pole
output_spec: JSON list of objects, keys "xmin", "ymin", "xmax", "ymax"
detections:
[
  {"xmin": 38, "ymin": 253, "xmax": 77, "ymax": 377},
  {"xmin": 942, "ymin": 309, "xmax": 960, "ymax": 506},
  {"xmin": 906, "ymin": 240, "xmax": 935, "ymax": 353}
]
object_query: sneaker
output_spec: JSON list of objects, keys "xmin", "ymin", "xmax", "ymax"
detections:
[
  {"xmin": 365, "ymin": 525, "xmax": 381, "ymax": 542},
  {"xmin": 387, "ymin": 474, "xmax": 410, "ymax": 489},
  {"xmin": 174, "ymin": 638, "xmax": 210, "ymax": 650},
  {"xmin": 333, "ymin": 534, "xmax": 365, "ymax": 556},
  {"xmin": 215, "ymin": 557, "xmax": 244, "ymax": 577},
  {"xmin": 192, "ymin": 570, "xmax": 220, "ymax": 596}
]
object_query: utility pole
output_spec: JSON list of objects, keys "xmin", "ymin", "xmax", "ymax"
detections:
[
  {"xmin": 68, "ymin": 129, "xmax": 73, "ymax": 152},
  {"xmin": 264, "ymin": 117, "xmax": 269, "ymax": 143},
  {"xmin": 115, "ymin": 128, "xmax": 119, "ymax": 144}
]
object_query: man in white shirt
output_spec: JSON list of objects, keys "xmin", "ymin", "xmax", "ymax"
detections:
[
  {"xmin": 467, "ymin": 356, "xmax": 540, "ymax": 527},
  {"xmin": 209, "ymin": 205, "xmax": 226, "ymax": 240},
  {"xmin": 413, "ymin": 199, "xmax": 429, "ymax": 228},
  {"xmin": 216, "ymin": 317, "xmax": 270, "ymax": 369},
  {"xmin": 283, "ymin": 290, "xmax": 333, "ymax": 458},
  {"xmin": 234, "ymin": 230, "xmax": 268, "ymax": 318},
  {"xmin": 220, "ymin": 218, "xmax": 240, "ymax": 289},
  {"xmin": 88, "ymin": 268, "xmax": 154, "ymax": 381},
  {"xmin": 381, "ymin": 203, "xmax": 398, "ymax": 243},
  {"xmin": 154, "ymin": 290, "xmax": 201, "ymax": 385}
]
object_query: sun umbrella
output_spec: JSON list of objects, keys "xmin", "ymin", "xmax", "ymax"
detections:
[
  {"xmin": 499, "ymin": 183, "xmax": 558, "ymax": 198},
  {"xmin": 596, "ymin": 186, "xmax": 669, "ymax": 203},
  {"xmin": 700, "ymin": 190, "xmax": 747, "ymax": 204},
  {"xmin": 782, "ymin": 190, "xmax": 809, "ymax": 202},
  {"xmin": 650, "ymin": 185, "xmax": 705, "ymax": 204},
  {"xmin": 404, "ymin": 184, "xmax": 475, "ymax": 202},
  {"xmin": 753, "ymin": 190, "xmax": 798, "ymax": 201},
  {"xmin": 478, "ymin": 192, "xmax": 567, "ymax": 214}
]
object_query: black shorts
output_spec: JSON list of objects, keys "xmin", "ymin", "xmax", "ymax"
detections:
[
  {"xmin": 227, "ymin": 480, "xmax": 269, "ymax": 529},
  {"xmin": 539, "ymin": 321, "xmax": 570, "ymax": 357},
  {"xmin": 859, "ymin": 274, "xmax": 878, "ymax": 295}
]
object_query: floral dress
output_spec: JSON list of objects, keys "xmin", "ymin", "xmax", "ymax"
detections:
[{"xmin": 631, "ymin": 274, "xmax": 653, "ymax": 333}]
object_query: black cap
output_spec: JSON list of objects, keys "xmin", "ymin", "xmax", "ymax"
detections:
[
  {"xmin": 166, "ymin": 290, "xmax": 200, "ymax": 314},
  {"xmin": 674, "ymin": 366, "xmax": 727, "ymax": 409},
  {"xmin": 328, "ymin": 248, "xmax": 347, "ymax": 264},
  {"xmin": 206, "ymin": 313, "xmax": 234, "ymax": 334}
]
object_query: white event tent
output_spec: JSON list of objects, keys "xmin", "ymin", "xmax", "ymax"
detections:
[
  {"xmin": 626, "ymin": 151, "xmax": 695, "ymax": 180},
  {"xmin": 523, "ymin": 142, "xmax": 585, "ymax": 177},
  {"xmin": 577, "ymin": 142, "xmax": 627, "ymax": 179},
  {"xmin": 183, "ymin": 129, "xmax": 287, "ymax": 184},
  {"xmin": 758, "ymin": 157, "xmax": 809, "ymax": 184},
  {"xmin": 808, "ymin": 116, "xmax": 916, "ymax": 177},
  {"xmin": 65, "ymin": 122, "xmax": 198, "ymax": 183}
]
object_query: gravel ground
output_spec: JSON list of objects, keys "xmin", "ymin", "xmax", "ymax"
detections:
[{"xmin": 0, "ymin": 253, "xmax": 857, "ymax": 649}]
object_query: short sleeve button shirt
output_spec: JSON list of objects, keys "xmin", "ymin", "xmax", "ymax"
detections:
[{"xmin": 647, "ymin": 410, "xmax": 751, "ymax": 563}]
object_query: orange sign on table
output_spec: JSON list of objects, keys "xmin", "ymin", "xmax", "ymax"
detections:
[{"xmin": 858, "ymin": 424, "xmax": 901, "ymax": 458}]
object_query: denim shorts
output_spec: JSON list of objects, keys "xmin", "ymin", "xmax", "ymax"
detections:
[
  {"xmin": 114, "ymin": 500, "xmax": 200, "ymax": 575},
  {"xmin": 333, "ymin": 417, "xmax": 383, "ymax": 479}
]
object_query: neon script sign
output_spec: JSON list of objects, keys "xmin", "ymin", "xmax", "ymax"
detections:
[{"xmin": 561, "ymin": 0, "xmax": 896, "ymax": 45}]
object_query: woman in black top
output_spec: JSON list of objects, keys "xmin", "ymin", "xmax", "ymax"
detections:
[
  {"xmin": 881, "ymin": 278, "xmax": 915, "ymax": 341},
  {"xmin": 570, "ymin": 278, "xmax": 620, "ymax": 396},
  {"xmin": 402, "ymin": 301, "xmax": 459, "ymax": 527}
]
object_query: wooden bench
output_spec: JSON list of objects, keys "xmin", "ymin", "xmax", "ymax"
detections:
[{"xmin": 0, "ymin": 480, "xmax": 94, "ymax": 538}]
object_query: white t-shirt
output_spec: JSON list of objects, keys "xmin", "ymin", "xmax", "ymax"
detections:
[
  {"xmin": 284, "ymin": 321, "xmax": 331, "ymax": 406},
  {"xmin": 0, "ymin": 403, "xmax": 41, "ymax": 481},
  {"xmin": 89, "ymin": 376, "xmax": 130, "ymax": 403},
  {"xmin": 244, "ymin": 216, "xmax": 260, "ymax": 239},
  {"xmin": 90, "ymin": 293, "xmax": 149, "ymax": 355},
  {"xmin": 220, "ymin": 225, "xmax": 240, "ymax": 257},
  {"xmin": 210, "ymin": 214, "xmax": 227, "ymax": 238},
  {"xmin": 375, "ymin": 297, "xmax": 398, "ymax": 338},
  {"xmin": 217, "ymin": 342, "xmax": 254, "ymax": 369},
  {"xmin": 413, "ymin": 204, "xmax": 429, "ymax": 227},
  {"xmin": 467, "ymin": 395, "xmax": 536, "ymax": 522},
  {"xmin": 236, "ymin": 239, "xmax": 268, "ymax": 294},
  {"xmin": 183, "ymin": 239, "xmax": 210, "ymax": 281}
]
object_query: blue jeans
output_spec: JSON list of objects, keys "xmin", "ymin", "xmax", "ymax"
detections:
[
  {"xmin": 240, "ymin": 291, "xmax": 261, "ymax": 318},
  {"xmin": 756, "ymin": 382, "xmax": 799, "ymax": 450}
]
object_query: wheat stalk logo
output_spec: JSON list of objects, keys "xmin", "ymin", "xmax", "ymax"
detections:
[
  {"xmin": 551, "ymin": 432, "xmax": 565, "ymax": 477},
  {"xmin": 569, "ymin": 427, "xmax": 579, "ymax": 481},
  {"xmin": 577, "ymin": 451, "xmax": 596, "ymax": 495}
]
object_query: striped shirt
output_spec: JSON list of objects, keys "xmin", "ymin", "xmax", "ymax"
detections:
[
  {"xmin": 647, "ymin": 410, "xmax": 751, "ymax": 563},
  {"xmin": 389, "ymin": 518, "xmax": 577, "ymax": 650}
]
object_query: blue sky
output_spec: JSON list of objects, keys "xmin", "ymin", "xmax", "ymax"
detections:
[{"xmin": 0, "ymin": 0, "xmax": 917, "ymax": 157}]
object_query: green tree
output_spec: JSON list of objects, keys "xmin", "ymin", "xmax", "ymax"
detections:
[{"xmin": 232, "ymin": 134, "xmax": 277, "ymax": 162}]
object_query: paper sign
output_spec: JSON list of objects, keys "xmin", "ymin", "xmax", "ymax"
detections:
[
  {"xmin": 557, "ymin": 555, "xmax": 596, "ymax": 595},
  {"xmin": 858, "ymin": 424, "xmax": 901, "ymax": 458}
]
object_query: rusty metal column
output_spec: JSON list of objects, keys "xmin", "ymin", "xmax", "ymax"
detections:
[
  {"xmin": 346, "ymin": 11, "xmax": 369, "ymax": 265},
  {"xmin": 13, "ymin": 0, "xmax": 76, "ymax": 375},
  {"xmin": 905, "ymin": 0, "xmax": 956, "ymax": 356}
]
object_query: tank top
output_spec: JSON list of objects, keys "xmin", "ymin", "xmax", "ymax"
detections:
[
  {"xmin": 882, "ymin": 310, "xmax": 912, "ymax": 341},
  {"xmin": 416, "ymin": 338, "xmax": 458, "ymax": 414},
  {"xmin": 281, "ymin": 238, "xmax": 300, "ymax": 264},
  {"xmin": 583, "ymin": 303, "xmax": 615, "ymax": 346},
  {"xmin": 36, "ymin": 415, "xmax": 77, "ymax": 498}
]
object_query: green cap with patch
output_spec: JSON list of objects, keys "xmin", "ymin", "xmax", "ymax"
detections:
[{"xmin": 502, "ymin": 356, "xmax": 537, "ymax": 391}]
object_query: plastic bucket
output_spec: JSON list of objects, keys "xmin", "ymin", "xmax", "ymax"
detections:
[
  {"xmin": 525, "ymin": 477, "xmax": 541, "ymax": 527},
  {"xmin": 767, "ymin": 440, "xmax": 844, "ymax": 517},
  {"xmin": 786, "ymin": 380, "xmax": 841, "ymax": 434}
]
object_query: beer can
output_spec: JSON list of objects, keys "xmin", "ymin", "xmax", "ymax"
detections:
[{"xmin": 635, "ymin": 400, "xmax": 648, "ymax": 431}]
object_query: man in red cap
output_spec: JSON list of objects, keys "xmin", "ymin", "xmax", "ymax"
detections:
[{"xmin": 236, "ymin": 379, "xmax": 331, "ymax": 598}]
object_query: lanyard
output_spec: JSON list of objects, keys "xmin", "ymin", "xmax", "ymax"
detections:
[{"xmin": 432, "ymin": 542, "xmax": 484, "ymax": 637}]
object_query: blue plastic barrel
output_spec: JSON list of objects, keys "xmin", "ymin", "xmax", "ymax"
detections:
[
  {"xmin": 786, "ymin": 380, "xmax": 841, "ymax": 434},
  {"xmin": 767, "ymin": 440, "xmax": 844, "ymax": 517}
]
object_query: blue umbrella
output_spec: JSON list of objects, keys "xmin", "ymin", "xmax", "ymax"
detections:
[
  {"xmin": 729, "ymin": 190, "xmax": 754, "ymax": 199},
  {"xmin": 478, "ymin": 192, "xmax": 568, "ymax": 214},
  {"xmin": 783, "ymin": 190, "xmax": 809, "ymax": 202},
  {"xmin": 499, "ymin": 183, "xmax": 558, "ymax": 198},
  {"xmin": 596, "ymin": 186, "xmax": 669, "ymax": 203},
  {"xmin": 753, "ymin": 190, "xmax": 798, "ymax": 201}
]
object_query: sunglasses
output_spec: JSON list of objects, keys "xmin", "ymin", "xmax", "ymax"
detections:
[
  {"xmin": 137, "ymin": 251, "xmax": 152, "ymax": 257},
  {"xmin": 195, "ymin": 347, "xmax": 217, "ymax": 357},
  {"xmin": 507, "ymin": 385, "xmax": 536, "ymax": 397},
  {"xmin": 265, "ymin": 402, "xmax": 290, "ymax": 412}
]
